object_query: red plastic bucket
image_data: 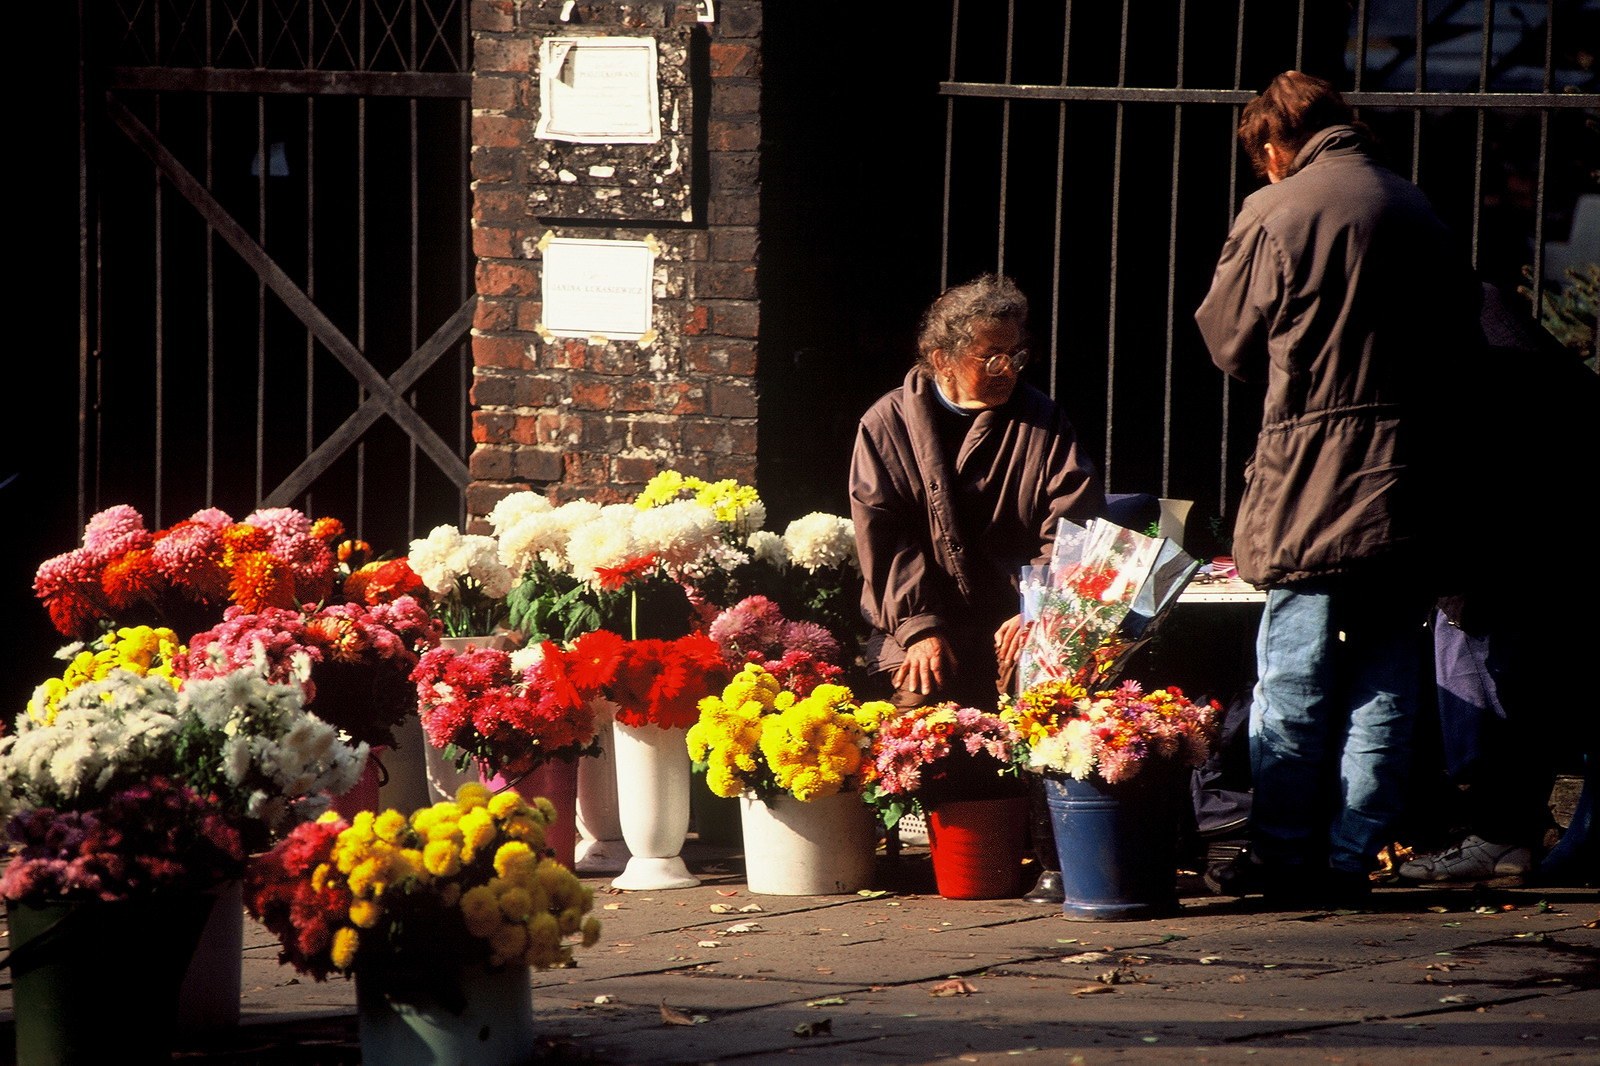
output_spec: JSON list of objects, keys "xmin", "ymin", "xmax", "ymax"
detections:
[
  {"xmin": 486, "ymin": 759, "xmax": 580, "ymax": 871},
  {"xmin": 926, "ymin": 795, "xmax": 1029, "ymax": 899},
  {"xmin": 330, "ymin": 746, "xmax": 387, "ymax": 820}
]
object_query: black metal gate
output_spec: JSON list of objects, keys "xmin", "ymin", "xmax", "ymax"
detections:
[
  {"xmin": 78, "ymin": 0, "xmax": 474, "ymax": 551},
  {"xmin": 936, "ymin": 0, "xmax": 1598, "ymax": 531}
]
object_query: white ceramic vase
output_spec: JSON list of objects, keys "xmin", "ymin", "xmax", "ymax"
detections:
[
  {"xmin": 739, "ymin": 791, "xmax": 877, "ymax": 896},
  {"xmin": 607, "ymin": 718, "xmax": 699, "ymax": 890},
  {"xmin": 575, "ymin": 699, "xmax": 632, "ymax": 874}
]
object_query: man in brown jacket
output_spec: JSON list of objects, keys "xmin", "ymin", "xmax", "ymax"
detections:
[{"xmin": 1194, "ymin": 71, "xmax": 1480, "ymax": 908}]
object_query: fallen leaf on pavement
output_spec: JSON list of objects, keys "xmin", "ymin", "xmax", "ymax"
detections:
[
  {"xmin": 930, "ymin": 978, "xmax": 977, "ymax": 997},
  {"xmin": 739, "ymin": 903, "xmax": 764, "ymax": 912},
  {"xmin": 722, "ymin": 922, "xmax": 763, "ymax": 935},
  {"xmin": 1071, "ymin": 985, "xmax": 1114, "ymax": 996},
  {"xmin": 697, "ymin": 940, "xmax": 721, "ymax": 948},
  {"xmin": 709, "ymin": 904, "xmax": 737, "ymax": 913},
  {"xmin": 1097, "ymin": 968, "xmax": 1145, "ymax": 985},
  {"xmin": 793, "ymin": 1019, "xmax": 832, "ymax": 1038},
  {"xmin": 1198, "ymin": 956, "xmax": 1222, "ymax": 965},
  {"xmin": 1061, "ymin": 952, "xmax": 1109, "ymax": 964},
  {"xmin": 716, "ymin": 889, "xmax": 740, "ymax": 896},
  {"xmin": 660, "ymin": 1000, "xmax": 709, "ymax": 1026},
  {"xmin": 806, "ymin": 996, "xmax": 846, "ymax": 1007}
]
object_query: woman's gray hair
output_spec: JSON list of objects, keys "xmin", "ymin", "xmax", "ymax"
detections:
[{"xmin": 915, "ymin": 274, "xmax": 1029, "ymax": 368}]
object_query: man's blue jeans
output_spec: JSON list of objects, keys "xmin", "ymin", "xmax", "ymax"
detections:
[{"xmin": 1249, "ymin": 580, "xmax": 1431, "ymax": 876}]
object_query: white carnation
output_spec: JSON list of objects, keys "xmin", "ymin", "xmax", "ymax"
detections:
[
  {"xmin": 567, "ymin": 504, "xmax": 639, "ymax": 585},
  {"xmin": 783, "ymin": 512, "xmax": 859, "ymax": 573},
  {"xmin": 487, "ymin": 490, "xmax": 553, "ymax": 535},
  {"xmin": 746, "ymin": 530, "xmax": 788, "ymax": 569}
]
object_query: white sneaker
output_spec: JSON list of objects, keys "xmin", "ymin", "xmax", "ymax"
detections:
[
  {"xmin": 896, "ymin": 813, "xmax": 929, "ymax": 846},
  {"xmin": 1399, "ymin": 834, "xmax": 1532, "ymax": 882}
]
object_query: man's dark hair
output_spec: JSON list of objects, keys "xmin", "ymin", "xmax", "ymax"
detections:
[{"xmin": 1238, "ymin": 70, "xmax": 1359, "ymax": 179}]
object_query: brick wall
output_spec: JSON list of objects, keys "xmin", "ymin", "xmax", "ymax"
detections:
[{"xmin": 467, "ymin": 0, "xmax": 760, "ymax": 524}]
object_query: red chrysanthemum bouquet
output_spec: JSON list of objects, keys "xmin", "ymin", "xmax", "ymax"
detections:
[
  {"xmin": 573, "ymin": 628, "xmax": 732, "ymax": 730},
  {"xmin": 410, "ymin": 641, "xmax": 601, "ymax": 783},
  {"xmin": 32, "ymin": 504, "xmax": 353, "ymax": 643},
  {"xmin": 177, "ymin": 597, "xmax": 441, "ymax": 749}
]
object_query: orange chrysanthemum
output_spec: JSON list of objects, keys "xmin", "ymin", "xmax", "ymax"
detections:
[
  {"xmin": 101, "ymin": 547, "xmax": 167, "ymax": 612},
  {"xmin": 229, "ymin": 551, "xmax": 296, "ymax": 613}
]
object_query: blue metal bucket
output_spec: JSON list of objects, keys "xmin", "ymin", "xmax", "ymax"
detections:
[{"xmin": 1043, "ymin": 766, "xmax": 1184, "ymax": 920}]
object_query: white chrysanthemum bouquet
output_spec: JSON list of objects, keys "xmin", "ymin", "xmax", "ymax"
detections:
[{"xmin": 406, "ymin": 523, "xmax": 518, "ymax": 638}]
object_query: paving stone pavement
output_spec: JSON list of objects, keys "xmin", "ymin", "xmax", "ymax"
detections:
[{"xmin": 2, "ymin": 838, "xmax": 1594, "ymax": 1065}]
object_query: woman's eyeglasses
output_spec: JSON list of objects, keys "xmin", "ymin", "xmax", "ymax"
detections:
[{"xmin": 968, "ymin": 348, "xmax": 1030, "ymax": 376}]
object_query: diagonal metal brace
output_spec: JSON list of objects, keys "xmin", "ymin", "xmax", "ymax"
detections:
[{"xmin": 105, "ymin": 93, "xmax": 472, "ymax": 493}]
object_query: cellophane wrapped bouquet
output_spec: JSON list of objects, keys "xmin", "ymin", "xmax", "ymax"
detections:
[{"xmin": 1017, "ymin": 518, "xmax": 1200, "ymax": 691}]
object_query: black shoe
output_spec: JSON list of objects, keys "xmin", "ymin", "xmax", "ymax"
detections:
[
  {"xmin": 1023, "ymin": 868, "xmax": 1065, "ymax": 903},
  {"xmin": 1204, "ymin": 850, "xmax": 1267, "ymax": 897}
]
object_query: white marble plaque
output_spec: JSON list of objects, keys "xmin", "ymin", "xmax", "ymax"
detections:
[
  {"xmin": 540, "ymin": 237, "xmax": 655, "ymax": 341},
  {"xmin": 536, "ymin": 37, "xmax": 661, "ymax": 144}
]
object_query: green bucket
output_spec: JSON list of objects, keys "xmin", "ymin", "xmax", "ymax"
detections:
[{"xmin": 6, "ymin": 892, "xmax": 213, "ymax": 1065}]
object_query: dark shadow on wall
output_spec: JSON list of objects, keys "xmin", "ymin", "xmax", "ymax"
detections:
[{"xmin": 755, "ymin": 4, "xmax": 951, "ymax": 527}]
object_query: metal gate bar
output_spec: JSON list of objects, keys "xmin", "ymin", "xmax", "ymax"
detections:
[
  {"xmin": 939, "ymin": 0, "xmax": 1598, "ymax": 519},
  {"xmin": 84, "ymin": 0, "xmax": 473, "ymax": 547}
]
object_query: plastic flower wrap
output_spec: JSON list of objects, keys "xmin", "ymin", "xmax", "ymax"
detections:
[
  {"xmin": 1017, "ymin": 518, "xmax": 1200, "ymax": 690},
  {"xmin": 406, "ymin": 523, "xmax": 518, "ymax": 637},
  {"xmin": 1002, "ymin": 678, "xmax": 1221, "ymax": 785},
  {"xmin": 32, "ymin": 504, "xmax": 353, "ymax": 642},
  {"xmin": 687, "ymin": 663, "xmax": 887, "ymax": 803},
  {"xmin": 177, "ymin": 596, "xmax": 440, "ymax": 749},
  {"xmin": 410, "ymin": 641, "xmax": 600, "ymax": 781},
  {"xmin": 863, "ymin": 703, "xmax": 1026, "ymax": 830},
  {"xmin": 243, "ymin": 782, "xmax": 601, "ymax": 988}
]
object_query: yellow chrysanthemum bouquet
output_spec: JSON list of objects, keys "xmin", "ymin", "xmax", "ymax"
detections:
[
  {"xmin": 25, "ymin": 624, "xmax": 185, "ymax": 725},
  {"xmin": 687, "ymin": 662, "xmax": 888, "ymax": 803},
  {"xmin": 244, "ymin": 781, "xmax": 600, "ymax": 996}
]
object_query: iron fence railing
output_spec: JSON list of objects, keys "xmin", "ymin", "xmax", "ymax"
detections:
[{"xmin": 937, "ymin": 0, "xmax": 1598, "ymax": 522}]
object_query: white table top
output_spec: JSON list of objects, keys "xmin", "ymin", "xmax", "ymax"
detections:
[{"xmin": 1177, "ymin": 576, "xmax": 1266, "ymax": 604}]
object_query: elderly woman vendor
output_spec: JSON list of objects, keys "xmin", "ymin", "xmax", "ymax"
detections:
[{"xmin": 849, "ymin": 273, "xmax": 1106, "ymax": 711}]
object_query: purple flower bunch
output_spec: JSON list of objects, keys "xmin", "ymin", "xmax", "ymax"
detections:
[
  {"xmin": 0, "ymin": 776, "xmax": 245, "ymax": 904},
  {"xmin": 707, "ymin": 595, "xmax": 845, "ymax": 696}
]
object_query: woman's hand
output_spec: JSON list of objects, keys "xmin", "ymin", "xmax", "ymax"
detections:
[
  {"xmin": 893, "ymin": 633, "xmax": 955, "ymax": 697},
  {"xmin": 994, "ymin": 614, "xmax": 1030, "ymax": 666}
]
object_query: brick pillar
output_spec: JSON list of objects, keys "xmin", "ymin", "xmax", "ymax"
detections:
[{"xmin": 467, "ymin": 0, "xmax": 760, "ymax": 525}]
